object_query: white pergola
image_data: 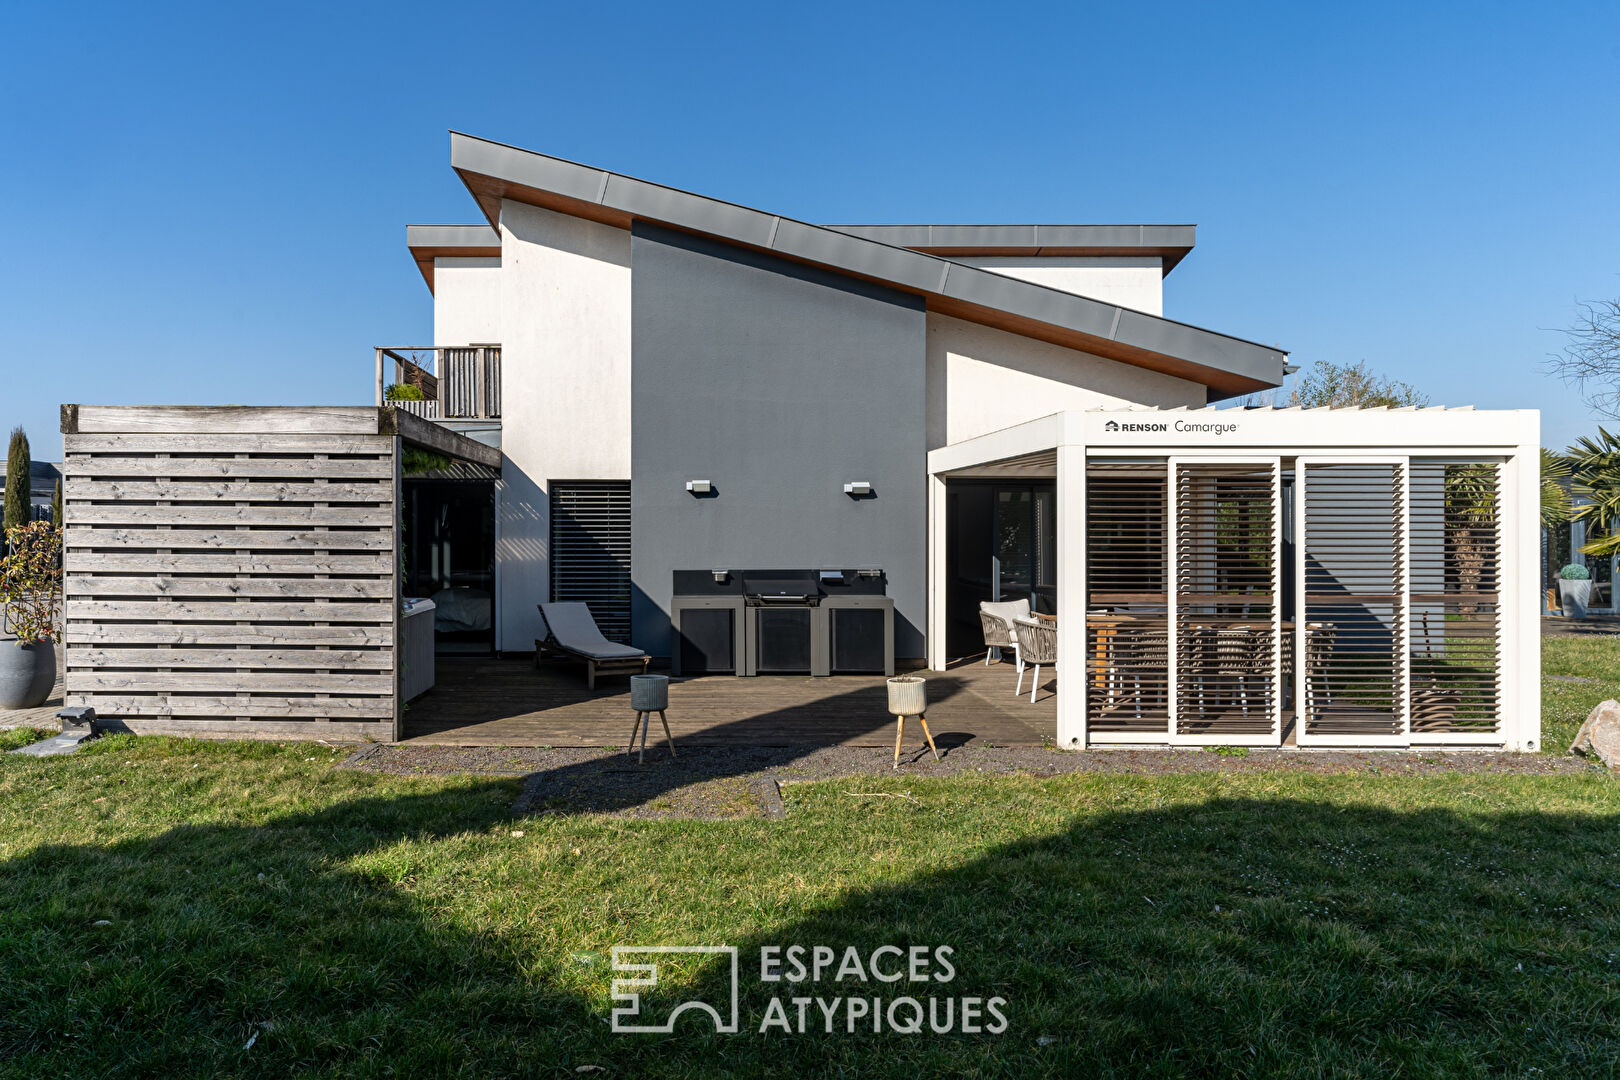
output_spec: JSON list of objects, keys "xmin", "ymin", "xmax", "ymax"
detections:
[{"xmin": 927, "ymin": 407, "xmax": 1541, "ymax": 751}]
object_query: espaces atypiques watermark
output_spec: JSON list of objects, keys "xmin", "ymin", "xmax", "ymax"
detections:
[{"xmin": 610, "ymin": 944, "xmax": 1009, "ymax": 1036}]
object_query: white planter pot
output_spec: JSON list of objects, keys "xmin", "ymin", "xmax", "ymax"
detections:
[
  {"xmin": 886, "ymin": 676, "xmax": 927, "ymax": 717},
  {"xmin": 1560, "ymin": 578, "xmax": 1593, "ymax": 619}
]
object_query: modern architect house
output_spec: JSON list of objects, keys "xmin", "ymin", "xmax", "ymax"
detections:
[
  {"xmin": 57, "ymin": 133, "xmax": 1539, "ymax": 750},
  {"xmin": 395, "ymin": 133, "xmax": 1290, "ymax": 663}
]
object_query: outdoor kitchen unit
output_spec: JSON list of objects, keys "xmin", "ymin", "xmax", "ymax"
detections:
[
  {"xmin": 744, "ymin": 569, "xmax": 821, "ymax": 675},
  {"xmin": 670, "ymin": 569, "xmax": 894, "ymax": 677}
]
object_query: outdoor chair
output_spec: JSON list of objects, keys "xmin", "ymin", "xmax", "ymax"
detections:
[
  {"xmin": 1104, "ymin": 624, "xmax": 1168, "ymax": 719},
  {"xmin": 978, "ymin": 598, "xmax": 1031, "ymax": 667},
  {"xmin": 535, "ymin": 602, "xmax": 650, "ymax": 690},
  {"xmin": 1012, "ymin": 616, "xmax": 1057, "ymax": 703},
  {"xmin": 1302, "ymin": 622, "xmax": 1337, "ymax": 721}
]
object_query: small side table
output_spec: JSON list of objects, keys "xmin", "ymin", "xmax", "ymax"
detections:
[{"xmin": 628, "ymin": 674, "xmax": 677, "ymax": 764}]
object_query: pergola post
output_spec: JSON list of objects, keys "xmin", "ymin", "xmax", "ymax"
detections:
[
  {"xmin": 927, "ymin": 472, "xmax": 948, "ymax": 671},
  {"xmin": 1509, "ymin": 421, "xmax": 1543, "ymax": 751},
  {"xmin": 1055, "ymin": 441, "xmax": 1086, "ymax": 747}
]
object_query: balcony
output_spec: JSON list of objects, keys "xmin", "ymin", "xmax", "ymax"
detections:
[{"xmin": 375, "ymin": 346, "xmax": 500, "ymax": 420}]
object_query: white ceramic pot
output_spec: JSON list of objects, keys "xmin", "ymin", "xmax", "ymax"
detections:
[{"xmin": 886, "ymin": 676, "xmax": 927, "ymax": 716}]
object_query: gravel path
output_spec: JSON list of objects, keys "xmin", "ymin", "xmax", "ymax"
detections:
[{"xmin": 341, "ymin": 742, "xmax": 1606, "ymax": 820}]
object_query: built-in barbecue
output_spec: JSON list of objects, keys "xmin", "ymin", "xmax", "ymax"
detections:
[{"xmin": 671, "ymin": 568, "xmax": 893, "ymax": 677}]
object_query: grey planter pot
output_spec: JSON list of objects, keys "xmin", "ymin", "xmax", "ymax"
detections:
[
  {"xmin": 886, "ymin": 676, "xmax": 927, "ymax": 717},
  {"xmin": 630, "ymin": 674, "xmax": 670, "ymax": 712},
  {"xmin": 1560, "ymin": 579, "xmax": 1593, "ymax": 619},
  {"xmin": 0, "ymin": 637, "xmax": 55, "ymax": 710}
]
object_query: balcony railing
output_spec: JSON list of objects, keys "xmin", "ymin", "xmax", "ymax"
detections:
[{"xmin": 375, "ymin": 346, "xmax": 501, "ymax": 420}]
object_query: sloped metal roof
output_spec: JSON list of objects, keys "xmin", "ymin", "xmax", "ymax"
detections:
[{"xmin": 444, "ymin": 132, "xmax": 1290, "ymax": 400}]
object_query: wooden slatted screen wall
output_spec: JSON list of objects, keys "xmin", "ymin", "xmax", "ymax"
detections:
[
  {"xmin": 549, "ymin": 481, "xmax": 633, "ymax": 642},
  {"xmin": 60, "ymin": 407, "xmax": 399, "ymax": 740},
  {"xmin": 1299, "ymin": 462, "xmax": 1406, "ymax": 742},
  {"xmin": 1085, "ymin": 463, "xmax": 1169, "ymax": 736},
  {"xmin": 1408, "ymin": 459, "xmax": 1503, "ymax": 737},
  {"xmin": 1174, "ymin": 462, "xmax": 1278, "ymax": 739},
  {"xmin": 440, "ymin": 347, "xmax": 501, "ymax": 418}
]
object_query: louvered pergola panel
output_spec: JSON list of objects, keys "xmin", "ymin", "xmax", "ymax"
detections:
[
  {"xmin": 1297, "ymin": 460, "xmax": 1407, "ymax": 745},
  {"xmin": 1172, "ymin": 460, "xmax": 1280, "ymax": 743},
  {"xmin": 549, "ymin": 481, "xmax": 633, "ymax": 643},
  {"xmin": 1408, "ymin": 459, "xmax": 1503, "ymax": 740},
  {"xmin": 1084, "ymin": 463, "xmax": 1169, "ymax": 736}
]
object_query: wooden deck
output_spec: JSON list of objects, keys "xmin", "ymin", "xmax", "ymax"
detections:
[{"xmin": 401, "ymin": 657, "xmax": 1056, "ymax": 747}]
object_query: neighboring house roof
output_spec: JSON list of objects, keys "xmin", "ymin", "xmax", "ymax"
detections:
[
  {"xmin": 443, "ymin": 131, "xmax": 1289, "ymax": 398},
  {"xmin": 825, "ymin": 225, "xmax": 1197, "ymax": 274},
  {"xmin": 0, "ymin": 462, "xmax": 60, "ymax": 500},
  {"xmin": 405, "ymin": 224, "xmax": 502, "ymax": 291}
]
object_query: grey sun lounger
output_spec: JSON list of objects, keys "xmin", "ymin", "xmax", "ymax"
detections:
[{"xmin": 536, "ymin": 602, "xmax": 650, "ymax": 689}]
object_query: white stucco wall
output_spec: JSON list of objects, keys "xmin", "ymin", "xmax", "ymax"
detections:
[
  {"xmin": 955, "ymin": 256, "xmax": 1164, "ymax": 315},
  {"xmin": 925, "ymin": 313, "xmax": 1207, "ymax": 449},
  {"xmin": 432, "ymin": 256, "xmax": 503, "ymax": 346},
  {"xmin": 495, "ymin": 201, "xmax": 633, "ymax": 652}
]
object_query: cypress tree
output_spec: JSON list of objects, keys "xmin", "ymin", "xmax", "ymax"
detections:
[
  {"xmin": 3, "ymin": 427, "xmax": 28, "ymax": 534},
  {"xmin": 51, "ymin": 478, "xmax": 62, "ymax": 529}
]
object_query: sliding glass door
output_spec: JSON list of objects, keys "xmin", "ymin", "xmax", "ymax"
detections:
[{"xmin": 945, "ymin": 481, "xmax": 1057, "ymax": 658}]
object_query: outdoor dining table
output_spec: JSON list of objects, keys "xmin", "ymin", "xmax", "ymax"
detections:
[{"xmin": 1084, "ymin": 614, "xmax": 1299, "ymax": 694}]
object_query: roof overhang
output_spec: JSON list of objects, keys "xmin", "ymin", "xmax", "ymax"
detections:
[
  {"xmin": 827, "ymin": 224, "xmax": 1196, "ymax": 275},
  {"xmin": 405, "ymin": 224, "xmax": 501, "ymax": 293},
  {"xmin": 447, "ymin": 132, "xmax": 1288, "ymax": 399}
]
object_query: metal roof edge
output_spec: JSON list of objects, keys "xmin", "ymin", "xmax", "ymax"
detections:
[{"xmin": 446, "ymin": 132, "xmax": 1287, "ymax": 394}]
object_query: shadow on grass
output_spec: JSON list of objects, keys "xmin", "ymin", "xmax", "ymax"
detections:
[{"xmin": 1, "ymin": 771, "xmax": 1617, "ymax": 1078}]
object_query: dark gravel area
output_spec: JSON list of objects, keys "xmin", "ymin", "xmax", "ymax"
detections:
[{"xmin": 340, "ymin": 742, "xmax": 1606, "ymax": 820}]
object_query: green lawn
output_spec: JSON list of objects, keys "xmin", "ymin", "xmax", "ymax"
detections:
[
  {"xmin": 0, "ymin": 641, "xmax": 1615, "ymax": 1078},
  {"xmin": 1542, "ymin": 635, "xmax": 1620, "ymax": 751}
]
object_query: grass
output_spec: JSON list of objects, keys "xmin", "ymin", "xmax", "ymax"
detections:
[
  {"xmin": 1542, "ymin": 636, "xmax": 1620, "ymax": 751},
  {"xmin": 0, "ymin": 634, "xmax": 1613, "ymax": 1076},
  {"xmin": 1, "ymin": 731, "xmax": 1617, "ymax": 1079}
]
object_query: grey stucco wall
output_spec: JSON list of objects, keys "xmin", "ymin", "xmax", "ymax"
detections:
[{"xmin": 630, "ymin": 223, "xmax": 928, "ymax": 658}]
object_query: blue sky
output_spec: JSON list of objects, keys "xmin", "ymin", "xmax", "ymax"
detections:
[{"xmin": 3, "ymin": 0, "xmax": 1618, "ymax": 458}]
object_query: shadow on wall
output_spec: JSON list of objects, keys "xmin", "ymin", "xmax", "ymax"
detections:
[{"xmin": 1, "ymin": 773, "xmax": 1614, "ymax": 1076}]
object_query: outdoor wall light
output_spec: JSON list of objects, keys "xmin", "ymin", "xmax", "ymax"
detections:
[
  {"xmin": 711, "ymin": 569, "xmax": 729, "ymax": 584},
  {"xmin": 685, "ymin": 480, "xmax": 713, "ymax": 495},
  {"xmin": 843, "ymin": 481, "xmax": 873, "ymax": 497}
]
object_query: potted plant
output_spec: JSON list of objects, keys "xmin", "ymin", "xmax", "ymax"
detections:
[
  {"xmin": 1558, "ymin": 563, "xmax": 1592, "ymax": 619},
  {"xmin": 0, "ymin": 520, "xmax": 62, "ymax": 709}
]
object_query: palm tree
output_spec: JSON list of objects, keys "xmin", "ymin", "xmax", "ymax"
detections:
[
  {"xmin": 1541, "ymin": 448, "xmax": 1572, "ymax": 528},
  {"xmin": 1566, "ymin": 428, "xmax": 1620, "ymax": 558}
]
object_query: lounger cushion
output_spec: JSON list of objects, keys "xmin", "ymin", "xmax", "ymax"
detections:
[{"xmin": 538, "ymin": 602, "xmax": 648, "ymax": 660}]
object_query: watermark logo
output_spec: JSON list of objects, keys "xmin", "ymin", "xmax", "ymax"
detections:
[
  {"xmin": 610, "ymin": 946, "xmax": 740, "ymax": 1034},
  {"xmin": 609, "ymin": 944, "xmax": 1007, "ymax": 1036}
]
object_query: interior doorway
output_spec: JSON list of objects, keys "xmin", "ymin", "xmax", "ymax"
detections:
[
  {"xmin": 944, "ymin": 480, "xmax": 1057, "ymax": 659},
  {"xmin": 403, "ymin": 479, "xmax": 497, "ymax": 655}
]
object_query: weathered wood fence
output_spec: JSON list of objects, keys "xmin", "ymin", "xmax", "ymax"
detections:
[{"xmin": 60, "ymin": 406, "xmax": 404, "ymax": 740}]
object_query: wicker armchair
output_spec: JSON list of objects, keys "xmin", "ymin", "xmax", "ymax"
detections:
[
  {"xmin": 1012, "ymin": 617, "xmax": 1057, "ymax": 703},
  {"xmin": 978, "ymin": 599, "xmax": 1030, "ymax": 666}
]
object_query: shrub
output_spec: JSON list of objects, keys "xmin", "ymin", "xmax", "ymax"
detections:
[
  {"xmin": 0, "ymin": 521, "xmax": 61, "ymax": 644},
  {"xmin": 1560, "ymin": 563, "xmax": 1591, "ymax": 580},
  {"xmin": 384, "ymin": 383, "xmax": 426, "ymax": 401},
  {"xmin": 3, "ymin": 427, "xmax": 28, "ymax": 534}
]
